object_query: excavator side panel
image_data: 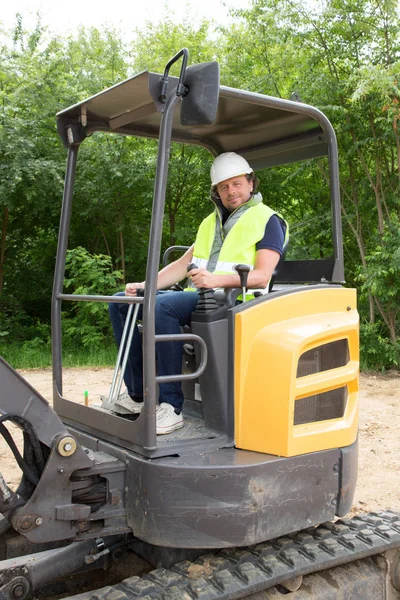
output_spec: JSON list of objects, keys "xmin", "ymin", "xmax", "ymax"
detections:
[{"xmin": 234, "ymin": 287, "xmax": 359, "ymax": 457}]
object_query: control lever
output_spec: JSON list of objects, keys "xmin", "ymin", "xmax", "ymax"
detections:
[
  {"xmin": 187, "ymin": 263, "xmax": 218, "ymax": 312},
  {"xmin": 105, "ymin": 286, "xmax": 145, "ymax": 408},
  {"xmin": 187, "ymin": 263, "xmax": 203, "ymax": 289},
  {"xmin": 234, "ymin": 264, "xmax": 251, "ymax": 302}
]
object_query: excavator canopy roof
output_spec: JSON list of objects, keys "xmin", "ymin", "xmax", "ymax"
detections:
[{"xmin": 57, "ymin": 70, "xmax": 329, "ymax": 170}]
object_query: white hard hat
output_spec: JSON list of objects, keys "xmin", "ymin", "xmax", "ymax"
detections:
[{"xmin": 210, "ymin": 152, "xmax": 253, "ymax": 186}]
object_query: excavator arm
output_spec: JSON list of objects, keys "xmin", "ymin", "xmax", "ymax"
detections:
[
  {"xmin": 0, "ymin": 357, "xmax": 93, "ymax": 541},
  {"xmin": 0, "ymin": 358, "xmax": 131, "ymax": 600}
]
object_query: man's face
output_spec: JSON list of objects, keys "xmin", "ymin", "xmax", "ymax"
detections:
[{"xmin": 217, "ymin": 174, "xmax": 253, "ymax": 212}]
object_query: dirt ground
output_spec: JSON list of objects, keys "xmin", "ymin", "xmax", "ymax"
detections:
[{"xmin": 1, "ymin": 367, "xmax": 399, "ymax": 515}]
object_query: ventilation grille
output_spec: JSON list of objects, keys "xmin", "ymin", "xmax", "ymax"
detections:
[
  {"xmin": 297, "ymin": 339, "xmax": 349, "ymax": 378},
  {"xmin": 294, "ymin": 387, "xmax": 347, "ymax": 425}
]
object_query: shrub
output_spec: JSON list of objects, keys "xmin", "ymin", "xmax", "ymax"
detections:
[{"xmin": 62, "ymin": 247, "xmax": 123, "ymax": 349}]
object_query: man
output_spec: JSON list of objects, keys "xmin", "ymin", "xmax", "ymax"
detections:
[{"xmin": 108, "ymin": 152, "xmax": 287, "ymax": 435}]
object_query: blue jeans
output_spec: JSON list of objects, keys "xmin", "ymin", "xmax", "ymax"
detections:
[{"xmin": 109, "ymin": 290, "xmax": 200, "ymax": 412}]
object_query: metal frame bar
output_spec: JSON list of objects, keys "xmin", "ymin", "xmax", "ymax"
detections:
[
  {"xmin": 155, "ymin": 333, "xmax": 207, "ymax": 383},
  {"xmin": 51, "ymin": 146, "xmax": 79, "ymax": 399},
  {"xmin": 57, "ymin": 294, "xmax": 143, "ymax": 303},
  {"xmin": 111, "ymin": 303, "xmax": 140, "ymax": 404},
  {"xmin": 162, "ymin": 245, "xmax": 190, "ymax": 268},
  {"xmin": 140, "ymin": 92, "xmax": 181, "ymax": 450},
  {"xmin": 52, "ymin": 92, "xmax": 183, "ymax": 453}
]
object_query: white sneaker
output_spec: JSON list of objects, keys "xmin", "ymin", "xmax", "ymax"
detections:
[
  {"xmin": 115, "ymin": 391, "xmax": 144, "ymax": 414},
  {"xmin": 156, "ymin": 403, "xmax": 184, "ymax": 435},
  {"xmin": 100, "ymin": 390, "xmax": 144, "ymax": 414}
]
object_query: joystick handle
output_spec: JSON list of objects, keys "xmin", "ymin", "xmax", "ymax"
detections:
[
  {"xmin": 187, "ymin": 263, "xmax": 198, "ymax": 274},
  {"xmin": 234, "ymin": 264, "xmax": 251, "ymax": 302},
  {"xmin": 187, "ymin": 263, "xmax": 218, "ymax": 312}
]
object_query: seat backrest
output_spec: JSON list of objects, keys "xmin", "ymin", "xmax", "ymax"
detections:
[
  {"xmin": 268, "ymin": 236, "xmax": 289, "ymax": 292},
  {"xmin": 162, "ymin": 245, "xmax": 190, "ymax": 268}
]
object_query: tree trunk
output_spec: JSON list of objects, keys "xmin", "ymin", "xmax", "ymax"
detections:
[
  {"xmin": 118, "ymin": 229, "xmax": 125, "ymax": 284},
  {"xmin": 168, "ymin": 204, "xmax": 176, "ymax": 247},
  {"xmin": 387, "ymin": 311, "xmax": 397, "ymax": 346},
  {"xmin": 374, "ymin": 296, "xmax": 398, "ymax": 346},
  {"xmin": 347, "ymin": 115, "xmax": 385, "ymax": 236},
  {"xmin": 98, "ymin": 222, "xmax": 111, "ymax": 258}
]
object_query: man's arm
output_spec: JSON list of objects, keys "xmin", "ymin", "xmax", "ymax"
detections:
[
  {"xmin": 125, "ymin": 245, "xmax": 194, "ymax": 296},
  {"xmin": 188, "ymin": 248, "xmax": 280, "ymax": 290}
]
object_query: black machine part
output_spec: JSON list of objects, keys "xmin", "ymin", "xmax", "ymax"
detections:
[
  {"xmin": 6, "ymin": 511, "xmax": 396, "ymax": 600},
  {"xmin": 0, "ymin": 358, "xmax": 130, "ymax": 547},
  {"xmin": 0, "ymin": 535, "xmax": 128, "ymax": 600},
  {"xmin": 187, "ymin": 262, "xmax": 219, "ymax": 312},
  {"xmin": 234, "ymin": 263, "xmax": 251, "ymax": 300}
]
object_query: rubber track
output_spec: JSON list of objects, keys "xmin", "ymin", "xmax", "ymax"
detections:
[{"xmin": 63, "ymin": 511, "xmax": 400, "ymax": 600}]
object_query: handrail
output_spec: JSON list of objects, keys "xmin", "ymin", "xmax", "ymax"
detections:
[
  {"xmin": 57, "ymin": 293, "xmax": 208, "ymax": 412},
  {"xmin": 159, "ymin": 48, "xmax": 189, "ymax": 102},
  {"xmin": 57, "ymin": 293, "xmax": 143, "ymax": 304},
  {"xmin": 155, "ymin": 333, "xmax": 208, "ymax": 383},
  {"xmin": 162, "ymin": 245, "xmax": 190, "ymax": 268}
]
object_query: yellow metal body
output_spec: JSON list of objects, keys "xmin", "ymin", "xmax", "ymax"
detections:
[{"xmin": 234, "ymin": 287, "xmax": 359, "ymax": 457}]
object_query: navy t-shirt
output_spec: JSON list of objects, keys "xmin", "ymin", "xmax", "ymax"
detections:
[{"xmin": 256, "ymin": 214, "xmax": 286, "ymax": 255}]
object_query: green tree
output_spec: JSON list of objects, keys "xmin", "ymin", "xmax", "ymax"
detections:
[
  {"xmin": 130, "ymin": 17, "xmax": 218, "ymax": 74},
  {"xmin": 0, "ymin": 19, "xmax": 132, "ymax": 337},
  {"xmin": 0, "ymin": 17, "xmax": 217, "ymax": 358}
]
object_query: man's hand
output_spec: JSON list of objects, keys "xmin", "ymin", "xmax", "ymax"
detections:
[
  {"xmin": 188, "ymin": 267, "xmax": 217, "ymax": 289},
  {"xmin": 125, "ymin": 282, "xmax": 145, "ymax": 296}
]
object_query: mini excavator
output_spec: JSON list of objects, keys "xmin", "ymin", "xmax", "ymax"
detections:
[{"xmin": 0, "ymin": 49, "xmax": 399, "ymax": 600}]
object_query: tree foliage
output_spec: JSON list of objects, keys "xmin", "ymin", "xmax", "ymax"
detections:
[
  {"xmin": 0, "ymin": 3, "xmax": 399, "ymax": 369},
  {"xmin": 63, "ymin": 247, "xmax": 123, "ymax": 348}
]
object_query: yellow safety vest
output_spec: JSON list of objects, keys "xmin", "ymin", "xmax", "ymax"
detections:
[{"xmin": 187, "ymin": 202, "xmax": 288, "ymax": 295}]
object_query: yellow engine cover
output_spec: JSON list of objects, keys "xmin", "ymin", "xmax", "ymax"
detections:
[{"xmin": 234, "ymin": 287, "xmax": 359, "ymax": 457}]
